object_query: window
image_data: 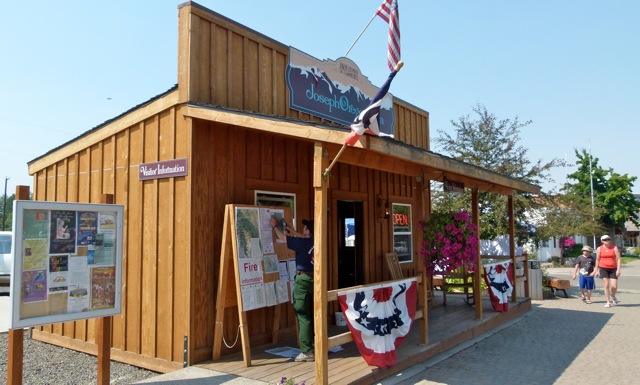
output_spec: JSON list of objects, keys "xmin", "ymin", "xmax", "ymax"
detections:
[
  {"xmin": 255, "ymin": 190, "xmax": 296, "ymax": 227},
  {"xmin": 0, "ymin": 233, "xmax": 11, "ymax": 254},
  {"xmin": 392, "ymin": 203, "xmax": 412, "ymax": 263}
]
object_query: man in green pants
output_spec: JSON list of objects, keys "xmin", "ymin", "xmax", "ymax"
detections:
[{"xmin": 272, "ymin": 218, "xmax": 315, "ymax": 362}]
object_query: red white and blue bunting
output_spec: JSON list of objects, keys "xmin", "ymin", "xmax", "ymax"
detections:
[
  {"xmin": 337, "ymin": 278, "xmax": 417, "ymax": 368},
  {"xmin": 483, "ymin": 261, "xmax": 513, "ymax": 312}
]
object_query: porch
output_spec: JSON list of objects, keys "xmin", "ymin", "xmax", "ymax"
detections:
[{"xmin": 197, "ymin": 294, "xmax": 531, "ymax": 385}]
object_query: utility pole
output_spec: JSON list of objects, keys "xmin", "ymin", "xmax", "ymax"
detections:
[
  {"xmin": 588, "ymin": 142, "xmax": 596, "ymax": 248},
  {"xmin": 2, "ymin": 177, "xmax": 8, "ymax": 231}
]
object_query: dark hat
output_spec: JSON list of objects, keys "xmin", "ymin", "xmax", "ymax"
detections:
[{"xmin": 302, "ymin": 219, "xmax": 314, "ymax": 234}]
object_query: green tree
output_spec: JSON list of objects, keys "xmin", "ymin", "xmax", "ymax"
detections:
[
  {"xmin": 562, "ymin": 149, "xmax": 640, "ymax": 229},
  {"xmin": 1, "ymin": 193, "xmax": 15, "ymax": 231},
  {"xmin": 535, "ymin": 193, "xmax": 606, "ymax": 244},
  {"xmin": 433, "ymin": 103, "xmax": 566, "ymax": 242}
]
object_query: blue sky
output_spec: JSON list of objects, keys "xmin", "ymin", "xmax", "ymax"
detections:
[{"xmin": 1, "ymin": 0, "xmax": 638, "ymax": 195}]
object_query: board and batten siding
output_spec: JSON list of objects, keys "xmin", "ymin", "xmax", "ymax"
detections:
[
  {"xmin": 30, "ymin": 104, "xmax": 192, "ymax": 372},
  {"xmin": 179, "ymin": 3, "xmax": 430, "ymax": 152},
  {"xmin": 191, "ymin": 119, "xmax": 425, "ymax": 359}
]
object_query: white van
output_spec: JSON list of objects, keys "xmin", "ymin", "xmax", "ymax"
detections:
[{"xmin": 0, "ymin": 231, "xmax": 12, "ymax": 287}]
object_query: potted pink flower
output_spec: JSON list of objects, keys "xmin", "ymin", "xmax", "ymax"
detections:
[{"xmin": 420, "ymin": 210, "xmax": 479, "ymax": 275}]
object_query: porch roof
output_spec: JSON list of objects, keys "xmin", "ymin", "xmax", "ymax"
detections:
[{"xmin": 184, "ymin": 103, "xmax": 541, "ymax": 196}]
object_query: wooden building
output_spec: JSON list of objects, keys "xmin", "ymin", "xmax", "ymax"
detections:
[{"xmin": 26, "ymin": 1, "xmax": 540, "ymax": 380}]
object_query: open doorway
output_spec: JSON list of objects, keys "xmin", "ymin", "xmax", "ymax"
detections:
[{"xmin": 337, "ymin": 200, "xmax": 364, "ymax": 288}]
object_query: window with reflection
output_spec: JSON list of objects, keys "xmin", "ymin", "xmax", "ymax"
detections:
[
  {"xmin": 392, "ymin": 203, "xmax": 412, "ymax": 263},
  {"xmin": 344, "ymin": 217, "xmax": 355, "ymax": 247},
  {"xmin": 255, "ymin": 191, "xmax": 296, "ymax": 227}
]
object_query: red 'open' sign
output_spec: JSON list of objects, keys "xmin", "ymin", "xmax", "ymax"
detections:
[{"xmin": 394, "ymin": 213, "xmax": 409, "ymax": 226}]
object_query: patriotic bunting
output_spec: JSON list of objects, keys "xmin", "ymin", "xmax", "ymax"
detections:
[
  {"xmin": 337, "ymin": 278, "xmax": 417, "ymax": 368},
  {"xmin": 483, "ymin": 261, "xmax": 514, "ymax": 312}
]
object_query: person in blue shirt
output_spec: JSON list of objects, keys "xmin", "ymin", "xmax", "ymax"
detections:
[{"xmin": 272, "ymin": 217, "xmax": 315, "ymax": 362}]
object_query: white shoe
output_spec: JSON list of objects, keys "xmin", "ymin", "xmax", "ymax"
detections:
[{"xmin": 294, "ymin": 351, "xmax": 314, "ymax": 362}]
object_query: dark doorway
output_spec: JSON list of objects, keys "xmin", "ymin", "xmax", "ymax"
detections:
[{"xmin": 337, "ymin": 200, "xmax": 364, "ymax": 289}]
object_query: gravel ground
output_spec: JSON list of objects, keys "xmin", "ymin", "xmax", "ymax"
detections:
[{"xmin": 0, "ymin": 330, "xmax": 159, "ymax": 384}]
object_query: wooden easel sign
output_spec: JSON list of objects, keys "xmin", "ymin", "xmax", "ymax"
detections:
[{"xmin": 213, "ymin": 204, "xmax": 294, "ymax": 366}]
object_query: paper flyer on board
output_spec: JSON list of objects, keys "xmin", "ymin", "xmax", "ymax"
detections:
[
  {"xmin": 49, "ymin": 210, "xmax": 77, "ymax": 254},
  {"xmin": 48, "ymin": 254, "xmax": 69, "ymax": 293},
  {"xmin": 77, "ymin": 211, "xmax": 98, "ymax": 246},
  {"xmin": 241, "ymin": 283, "xmax": 267, "ymax": 311},
  {"xmin": 287, "ymin": 259, "xmax": 296, "ymax": 281},
  {"xmin": 260, "ymin": 208, "xmax": 286, "ymax": 254},
  {"xmin": 98, "ymin": 212, "xmax": 117, "ymax": 233},
  {"xmin": 67, "ymin": 255, "xmax": 91, "ymax": 313},
  {"xmin": 263, "ymin": 254, "xmax": 279, "ymax": 274},
  {"xmin": 94, "ymin": 233, "xmax": 115, "ymax": 265},
  {"xmin": 276, "ymin": 280, "xmax": 289, "ymax": 304},
  {"xmin": 91, "ymin": 266, "xmax": 116, "ymax": 309},
  {"xmin": 265, "ymin": 281, "xmax": 277, "ymax": 307},
  {"xmin": 22, "ymin": 269, "xmax": 47, "ymax": 303},
  {"xmin": 278, "ymin": 260, "xmax": 289, "ymax": 282},
  {"xmin": 235, "ymin": 207, "xmax": 261, "ymax": 259},
  {"xmin": 23, "ymin": 238, "xmax": 48, "ymax": 271},
  {"xmin": 23, "ymin": 209, "xmax": 49, "ymax": 238}
]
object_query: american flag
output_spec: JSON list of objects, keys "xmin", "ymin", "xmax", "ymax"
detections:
[{"xmin": 376, "ymin": 0, "xmax": 400, "ymax": 72}]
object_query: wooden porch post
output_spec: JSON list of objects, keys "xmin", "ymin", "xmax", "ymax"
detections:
[
  {"xmin": 419, "ymin": 175, "xmax": 430, "ymax": 345},
  {"xmin": 313, "ymin": 142, "xmax": 329, "ymax": 385},
  {"xmin": 471, "ymin": 189, "xmax": 482, "ymax": 320},
  {"xmin": 508, "ymin": 195, "xmax": 517, "ymax": 301},
  {"xmin": 7, "ymin": 185, "xmax": 31, "ymax": 385},
  {"xmin": 97, "ymin": 194, "xmax": 114, "ymax": 385}
]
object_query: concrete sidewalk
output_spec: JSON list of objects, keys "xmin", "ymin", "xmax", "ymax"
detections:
[
  {"xmin": 377, "ymin": 259, "xmax": 640, "ymax": 385},
  {"xmin": 134, "ymin": 366, "xmax": 268, "ymax": 385}
]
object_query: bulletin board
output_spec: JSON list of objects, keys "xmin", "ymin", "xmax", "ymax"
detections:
[
  {"xmin": 213, "ymin": 204, "xmax": 296, "ymax": 366},
  {"xmin": 10, "ymin": 200, "xmax": 124, "ymax": 329}
]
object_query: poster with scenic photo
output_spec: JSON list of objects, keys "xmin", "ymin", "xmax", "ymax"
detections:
[{"xmin": 235, "ymin": 207, "xmax": 261, "ymax": 259}]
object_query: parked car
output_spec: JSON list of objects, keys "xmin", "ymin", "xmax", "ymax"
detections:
[{"xmin": 0, "ymin": 231, "xmax": 13, "ymax": 287}]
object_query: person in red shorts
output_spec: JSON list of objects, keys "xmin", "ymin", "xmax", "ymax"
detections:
[{"xmin": 595, "ymin": 235, "xmax": 622, "ymax": 308}]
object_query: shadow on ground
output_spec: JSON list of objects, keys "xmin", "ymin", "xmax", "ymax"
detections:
[{"xmin": 398, "ymin": 303, "xmax": 612, "ymax": 385}]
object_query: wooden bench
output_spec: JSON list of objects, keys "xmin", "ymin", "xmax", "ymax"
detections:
[{"xmin": 546, "ymin": 277, "xmax": 570, "ymax": 298}]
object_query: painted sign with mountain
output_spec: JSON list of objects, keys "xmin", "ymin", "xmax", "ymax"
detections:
[{"xmin": 286, "ymin": 47, "xmax": 395, "ymax": 137}]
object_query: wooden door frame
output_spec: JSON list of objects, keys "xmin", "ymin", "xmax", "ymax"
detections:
[{"xmin": 329, "ymin": 190, "xmax": 368, "ymax": 290}]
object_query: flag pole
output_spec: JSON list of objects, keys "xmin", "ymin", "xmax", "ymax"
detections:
[
  {"xmin": 344, "ymin": 13, "xmax": 377, "ymax": 57},
  {"xmin": 323, "ymin": 61, "xmax": 404, "ymax": 180},
  {"xmin": 323, "ymin": 144, "xmax": 348, "ymax": 179}
]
